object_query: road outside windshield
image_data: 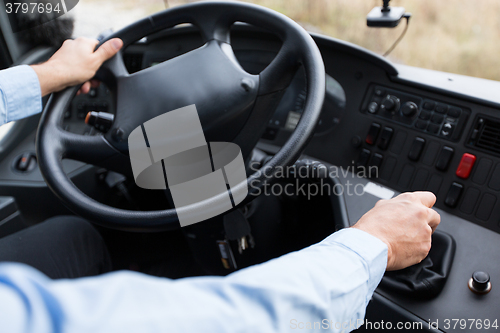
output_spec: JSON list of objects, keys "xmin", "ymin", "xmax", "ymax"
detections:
[{"xmin": 70, "ymin": 0, "xmax": 500, "ymax": 82}]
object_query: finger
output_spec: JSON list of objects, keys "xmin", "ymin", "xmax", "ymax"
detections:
[
  {"xmin": 90, "ymin": 79, "xmax": 100, "ymax": 88},
  {"xmin": 413, "ymin": 191, "xmax": 437, "ymax": 208},
  {"xmin": 79, "ymin": 81, "xmax": 91, "ymax": 95},
  {"xmin": 427, "ymin": 208, "xmax": 441, "ymax": 233},
  {"xmin": 76, "ymin": 36, "xmax": 99, "ymax": 47},
  {"xmin": 94, "ymin": 38, "xmax": 123, "ymax": 63}
]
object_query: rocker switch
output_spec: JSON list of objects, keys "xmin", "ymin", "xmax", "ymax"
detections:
[
  {"xmin": 378, "ymin": 127, "xmax": 393, "ymax": 150},
  {"xmin": 408, "ymin": 137, "xmax": 425, "ymax": 161},
  {"xmin": 445, "ymin": 182, "xmax": 463, "ymax": 207},
  {"xmin": 436, "ymin": 146, "xmax": 454, "ymax": 171},
  {"xmin": 365, "ymin": 123, "xmax": 381, "ymax": 145}
]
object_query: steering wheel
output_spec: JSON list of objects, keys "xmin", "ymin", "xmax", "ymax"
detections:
[{"xmin": 36, "ymin": 1, "xmax": 325, "ymax": 231}]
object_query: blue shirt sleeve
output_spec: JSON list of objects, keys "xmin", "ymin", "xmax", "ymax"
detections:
[
  {"xmin": 0, "ymin": 228, "xmax": 387, "ymax": 333},
  {"xmin": 0, "ymin": 65, "xmax": 42, "ymax": 125}
]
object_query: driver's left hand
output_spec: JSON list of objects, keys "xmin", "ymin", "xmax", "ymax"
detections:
[{"xmin": 31, "ymin": 37, "xmax": 123, "ymax": 97}]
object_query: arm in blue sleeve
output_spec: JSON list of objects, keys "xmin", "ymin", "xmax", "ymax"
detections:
[
  {"xmin": 0, "ymin": 65, "xmax": 42, "ymax": 125},
  {"xmin": 0, "ymin": 228, "xmax": 387, "ymax": 333}
]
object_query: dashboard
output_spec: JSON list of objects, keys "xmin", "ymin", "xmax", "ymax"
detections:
[
  {"xmin": 45, "ymin": 23, "xmax": 500, "ymax": 331},
  {"xmin": 66, "ymin": 25, "xmax": 500, "ymax": 235}
]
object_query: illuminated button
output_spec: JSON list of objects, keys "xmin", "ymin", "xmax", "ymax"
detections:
[
  {"xmin": 456, "ymin": 153, "xmax": 476, "ymax": 179},
  {"xmin": 365, "ymin": 123, "xmax": 381, "ymax": 145},
  {"xmin": 16, "ymin": 152, "xmax": 35, "ymax": 172}
]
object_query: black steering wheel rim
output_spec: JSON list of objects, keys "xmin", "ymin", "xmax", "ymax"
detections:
[{"xmin": 36, "ymin": 1, "xmax": 325, "ymax": 232}]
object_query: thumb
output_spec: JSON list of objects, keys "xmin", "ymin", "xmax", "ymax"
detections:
[{"xmin": 94, "ymin": 38, "xmax": 123, "ymax": 63}]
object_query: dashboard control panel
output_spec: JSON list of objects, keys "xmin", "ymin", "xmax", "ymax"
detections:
[
  {"xmin": 342, "ymin": 82, "xmax": 500, "ymax": 235},
  {"xmin": 362, "ymin": 85, "xmax": 470, "ymax": 142},
  {"xmin": 352, "ymin": 113, "xmax": 500, "ymax": 234}
]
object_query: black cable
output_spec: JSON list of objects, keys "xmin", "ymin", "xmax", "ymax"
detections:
[
  {"xmin": 382, "ymin": 0, "xmax": 391, "ymax": 12},
  {"xmin": 383, "ymin": 13, "xmax": 412, "ymax": 57}
]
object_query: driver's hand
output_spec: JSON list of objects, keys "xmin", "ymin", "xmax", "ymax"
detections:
[
  {"xmin": 77, "ymin": 79, "xmax": 100, "ymax": 96},
  {"xmin": 352, "ymin": 191, "xmax": 441, "ymax": 271},
  {"xmin": 31, "ymin": 37, "xmax": 123, "ymax": 97}
]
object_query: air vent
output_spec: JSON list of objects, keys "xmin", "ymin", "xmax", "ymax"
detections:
[
  {"xmin": 123, "ymin": 53, "xmax": 143, "ymax": 74},
  {"xmin": 469, "ymin": 116, "xmax": 500, "ymax": 156}
]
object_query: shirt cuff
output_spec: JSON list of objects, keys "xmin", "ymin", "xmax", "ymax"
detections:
[
  {"xmin": 0, "ymin": 65, "xmax": 42, "ymax": 123},
  {"xmin": 321, "ymin": 228, "xmax": 388, "ymax": 296}
]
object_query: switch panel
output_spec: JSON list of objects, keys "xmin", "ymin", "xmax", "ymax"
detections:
[{"xmin": 362, "ymin": 85, "xmax": 470, "ymax": 142}]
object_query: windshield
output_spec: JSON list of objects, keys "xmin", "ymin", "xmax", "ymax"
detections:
[{"xmin": 58, "ymin": 0, "xmax": 500, "ymax": 82}]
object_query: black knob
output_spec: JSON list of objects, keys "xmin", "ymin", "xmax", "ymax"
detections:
[
  {"xmin": 381, "ymin": 95, "xmax": 400, "ymax": 112},
  {"xmin": 351, "ymin": 135, "xmax": 362, "ymax": 148},
  {"xmin": 85, "ymin": 111, "xmax": 114, "ymax": 133},
  {"xmin": 468, "ymin": 271, "xmax": 492, "ymax": 294},
  {"xmin": 111, "ymin": 128, "xmax": 125, "ymax": 142},
  {"xmin": 401, "ymin": 102, "xmax": 418, "ymax": 117}
]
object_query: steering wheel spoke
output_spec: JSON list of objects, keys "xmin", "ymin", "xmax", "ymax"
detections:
[
  {"xmin": 95, "ymin": 50, "xmax": 129, "ymax": 84},
  {"xmin": 259, "ymin": 42, "xmax": 301, "ymax": 95},
  {"xmin": 59, "ymin": 130, "xmax": 119, "ymax": 165}
]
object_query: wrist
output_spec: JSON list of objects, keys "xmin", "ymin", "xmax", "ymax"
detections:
[
  {"xmin": 31, "ymin": 60, "xmax": 67, "ymax": 97},
  {"xmin": 351, "ymin": 224, "xmax": 393, "ymax": 270}
]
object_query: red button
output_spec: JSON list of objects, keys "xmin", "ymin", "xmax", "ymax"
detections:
[
  {"xmin": 456, "ymin": 153, "xmax": 476, "ymax": 179},
  {"xmin": 365, "ymin": 123, "xmax": 381, "ymax": 145}
]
